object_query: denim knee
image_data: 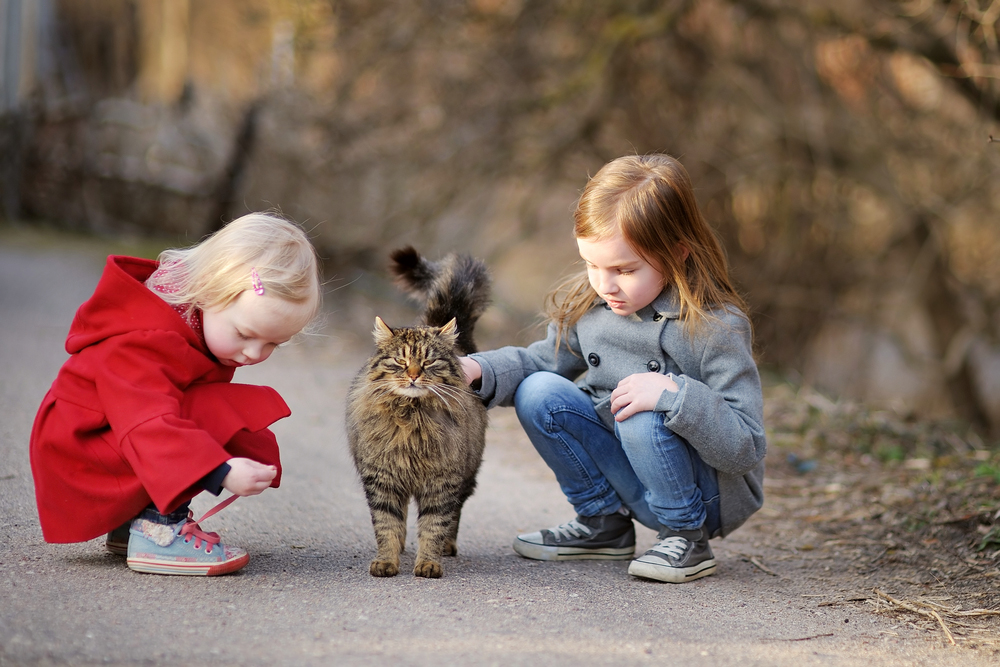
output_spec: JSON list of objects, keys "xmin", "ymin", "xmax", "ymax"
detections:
[
  {"xmin": 514, "ymin": 372, "xmax": 580, "ymax": 427},
  {"xmin": 615, "ymin": 410, "xmax": 716, "ymax": 532}
]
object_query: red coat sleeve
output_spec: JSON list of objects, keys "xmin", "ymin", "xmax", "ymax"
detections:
[{"xmin": 92, "ymin": 329, "xmax": 289, "ymax": 513}]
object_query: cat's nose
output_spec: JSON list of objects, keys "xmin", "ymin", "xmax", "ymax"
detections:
[{"xmin": 406, "ymin": 363, "xmax": 422, "ymax": 380}]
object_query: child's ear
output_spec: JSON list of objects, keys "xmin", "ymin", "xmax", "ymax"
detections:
[{"xmin": 676, "ymin": 244, "xmax": 691, "ymax": 262}]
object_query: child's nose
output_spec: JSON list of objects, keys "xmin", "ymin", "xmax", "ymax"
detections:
[{"xmin": 597, "ymin": 272, "xmax": 617, "ymax": 294}]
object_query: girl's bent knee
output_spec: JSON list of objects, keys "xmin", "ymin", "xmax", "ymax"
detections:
[
  {"xmin": 515, "ymin": 372, "xmax": 570, "ymax": 410},
  {"xmin": 616, "ymin": 410, "xmax": 669, "ymax": 440}
]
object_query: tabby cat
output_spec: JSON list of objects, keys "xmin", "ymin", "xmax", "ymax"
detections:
[{"xmin": 346, "ymin": 246, "xmax": 491, "ymax": 578}]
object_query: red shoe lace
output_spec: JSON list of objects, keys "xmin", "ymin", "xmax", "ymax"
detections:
[{"xmin": 179, "ymin": 495, "xmax": 239, "ymax": 554}]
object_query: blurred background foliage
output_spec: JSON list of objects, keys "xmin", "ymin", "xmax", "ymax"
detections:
[{"xmin": 4, "ymin": 0, "xmax": 1000, "ymax": 434}]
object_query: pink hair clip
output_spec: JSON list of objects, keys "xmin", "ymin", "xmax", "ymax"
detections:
[{"xmin": 250, "ymin": 268, "xmax": 265, "ymax": 295}]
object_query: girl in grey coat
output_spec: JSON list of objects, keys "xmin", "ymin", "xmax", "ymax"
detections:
[{"xmin": 460, "ymin": 154, "xmax": 765, "ymax": 583}]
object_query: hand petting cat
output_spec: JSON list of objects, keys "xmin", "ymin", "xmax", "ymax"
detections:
[{"xmin": 458, "ymin": 356, "xmax": 482, "ymax": 385}]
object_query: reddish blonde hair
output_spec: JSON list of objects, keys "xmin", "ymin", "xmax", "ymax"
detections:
[{"xmin": 547, "ymin": 154, "xmax": 747, "ymax": 339}]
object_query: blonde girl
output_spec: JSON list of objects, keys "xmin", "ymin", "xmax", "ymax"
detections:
[
  {"xmin": 31, "ymin": 212, "xmax": 321, "ymax": 576},
  {"xmin": 460, "ymin": 154, "xmax": 765, "ymax": 583}
]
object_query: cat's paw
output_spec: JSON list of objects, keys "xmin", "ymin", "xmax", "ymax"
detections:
[
  {"xmin": 369, "ymin": 559, "xmax": 399, "ymax": 577},
  {"xmin": 413, "ymin": 559, "xmax": 443, "ymax": 578}
]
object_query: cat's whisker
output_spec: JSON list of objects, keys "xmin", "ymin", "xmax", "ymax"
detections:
[{"xmin": 425, "ymin": 383, "xmax": 468, "ymax": 409}]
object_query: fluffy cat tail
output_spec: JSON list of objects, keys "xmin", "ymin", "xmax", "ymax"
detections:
[{"xmin": 389, "ymin": 246, "xmax": 492, "ymax": 355}]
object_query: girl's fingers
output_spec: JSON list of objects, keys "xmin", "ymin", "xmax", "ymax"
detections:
[{"xmin": 614, "ymin": 404, "xmax": 635, "ymax": 422}]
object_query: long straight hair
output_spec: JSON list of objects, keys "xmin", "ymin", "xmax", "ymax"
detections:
[{"xmin": 547, "ymin": 154, "xmax": 748, "ymax": 341}]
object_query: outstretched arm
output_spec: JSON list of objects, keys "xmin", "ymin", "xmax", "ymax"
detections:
[{"xmin": 458, "ymin": 356, "xmax": 483, "ymax": 385}]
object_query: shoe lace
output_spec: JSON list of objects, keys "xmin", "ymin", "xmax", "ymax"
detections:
[
  {"xmin": 177, "ymin": 495, "xmax": 238, "ymax": 555},
  {"xmin": 179, "ymin": 519, "xmax": 221, "ymax": 552},
  {"xmin": 649, "ymin": 535, "xmax": 689, "ymax": 560},
  {"xmin": 549, "ymin": 519, "xmax": 594, "ymax": 541}
]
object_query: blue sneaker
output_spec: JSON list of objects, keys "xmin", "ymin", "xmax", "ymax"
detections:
[{"xmin": 126, "ymin": 513, "xmax": 249, "ymax": 576}]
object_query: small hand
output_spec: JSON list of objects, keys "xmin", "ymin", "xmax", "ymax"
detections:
[
  {"xmin": 222, "ymin": 457, "xmax": 277, "ymax": 496},
  {"xmin": 610, "ymin": 372, "xmax": 679, "ymax": 422},
  {"xmin": 458, "ymin": 356, "xmax": 483, "ymax": 386}
]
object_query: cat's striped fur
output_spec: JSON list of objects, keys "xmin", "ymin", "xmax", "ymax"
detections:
[{"xmin": 346, "ymin": 247, "xmax": 490, "ymax": 578}]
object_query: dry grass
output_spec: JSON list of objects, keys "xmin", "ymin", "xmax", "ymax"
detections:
[{"xmin": 757, "ymin": 380, "xmax": 1000, "ymax": 648}]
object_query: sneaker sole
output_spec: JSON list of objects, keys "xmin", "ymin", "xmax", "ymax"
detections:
[
  {"xmin": 105, "ymin": 541, "xmax": 128, "ymax": 557},
  {"xmin": 127, "ymin": 552, "xmax": 249, "ymax": 576},
  {"xmin": 627, "ymin": 557, "xmax": 716, "ymax": 583},
  {"xmin": 513, "ymin": 539, "xmax": 635, "ymax": 561}
]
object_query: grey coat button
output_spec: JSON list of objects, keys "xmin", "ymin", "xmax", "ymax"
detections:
[
  {"xmin": 588, "ymin": 353, "xmax": 601, "ymax": 367},
  {"xmin": 653, "ymin": 313, "xmax": 663, "ymax": 322},
  {"xmin": 646, "ymin": 360, "xmax": 661, "ymax": 372}
]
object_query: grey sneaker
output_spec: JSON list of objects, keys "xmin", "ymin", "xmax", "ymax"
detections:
[
  {"xmin": 513, "ymin": 512, "xmax": 635, "ymax": 561},
  {"xmin": 105, "ymin": 521, "xmax": 131, "ymax": 556},
  {"xmin": 627, "ymin": 525, "xmax": 716, "ymax": 583}
]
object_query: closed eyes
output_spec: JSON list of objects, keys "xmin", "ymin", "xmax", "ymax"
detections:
[{"xmin": 585, "ymin": 263, "xmax": 636, "ymax": 276}]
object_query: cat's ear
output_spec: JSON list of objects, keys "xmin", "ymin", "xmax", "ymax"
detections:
[
  {"xmin": 373, "ymin": 316, "xmax": 394, "ymax": 344},
  {"xmin": 439, "ymin": 318, "xmax": 460, "ymax": 344}
]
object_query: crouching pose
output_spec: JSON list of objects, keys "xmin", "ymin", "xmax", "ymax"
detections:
[
  {"xmin": 460, "ymin": 154, "xmax": 766, "ymax": 583},
  {"xmin": 30, "ymin": 212, "xmax": 321, "ymax": 576}
]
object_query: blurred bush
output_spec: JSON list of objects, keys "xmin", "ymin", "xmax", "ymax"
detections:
[{"xmin": 5, "ymin": 0, "xmax": 1000, "ymax": 433}]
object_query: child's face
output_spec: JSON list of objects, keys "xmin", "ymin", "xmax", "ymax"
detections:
[
  {"xmin": 202, "ymin": 291, "xmax": 313, "ymax": 367},
  {"xmin": 577, "ymin": 232, "xmax": 665, "ymax": 317}
]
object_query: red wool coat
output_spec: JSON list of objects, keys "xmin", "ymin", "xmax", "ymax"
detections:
[{"xmin": 30, "ymin": 256, "xmax": 290, "ymax": 543}]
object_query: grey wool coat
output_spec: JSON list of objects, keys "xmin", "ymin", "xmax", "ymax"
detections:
[{"xmin": 469, "ymin": 287, "xmax": 766, "ymax": 538}]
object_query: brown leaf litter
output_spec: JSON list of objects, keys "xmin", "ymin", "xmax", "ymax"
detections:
[{"xmin": 744, "ymin": 381, "xmax": 1000, "ymax": 649}]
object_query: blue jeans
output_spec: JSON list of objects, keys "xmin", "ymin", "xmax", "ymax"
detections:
[
  {"xmin": 139, "ymin": 503, "xmax": 190, "ymax": 525},
  {"xmin": 514, "ymin": 372, "xmax": 721, "ymax": 536}
]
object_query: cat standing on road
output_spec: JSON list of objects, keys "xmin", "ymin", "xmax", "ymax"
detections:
[{"xmin": 346, "ymin": 247, "xmax": 491, "ymax": 578}]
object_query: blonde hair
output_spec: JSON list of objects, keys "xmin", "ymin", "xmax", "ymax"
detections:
[
  {"xmin": 148, "ymin": 212, "xmax": 322, "ymax": 321},
  {"xmin": 548, "ymin": 154, "xmax": 747, "ymax": 340}
]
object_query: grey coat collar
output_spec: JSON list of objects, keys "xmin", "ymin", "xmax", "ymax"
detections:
[{"xmin": 599, "ymin": 286, "xmax": 681, "ymax": 323}]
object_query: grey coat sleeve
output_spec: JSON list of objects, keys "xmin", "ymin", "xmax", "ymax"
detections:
[
  {"xmin": 469, "ymin": 323, "xmax": 589, "ymax": 409},
  {"xmin": 655, "ymin": 314, "xmax": 766, "ymax": 477}
]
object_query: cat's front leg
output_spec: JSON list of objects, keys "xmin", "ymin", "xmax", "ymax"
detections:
[
  {"xmin": 366, "ymin": 487, "xmax": 408, "ymax": 577},
  {"xmin": 370, "ymin": 529, "xmax": 406, "ymax": 576},
  {"xmin": 413, "ymin": 498, "xmax": 458, "ymax": 578}
]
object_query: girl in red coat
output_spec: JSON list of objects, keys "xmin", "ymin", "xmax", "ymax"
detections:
[{"xmin": 30, "ymin": 212, "xmax": 322, "ymax": 576}]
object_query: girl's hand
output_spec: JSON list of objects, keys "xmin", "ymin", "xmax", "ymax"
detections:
[
  {"xmin": 222, "ymin": 457, "xmax": 277, "ymax": 496},
  {"xmin": 610, "ymin": 373, "xmax": 679, "ymax": 422},
  {"xmin": 458, "ymin": 356, "xmax": 482, "ymax": 386}
]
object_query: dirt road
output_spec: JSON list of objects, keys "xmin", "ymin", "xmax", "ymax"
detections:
[{"xmin": 0, "ymin": 227, "xmax": 992, "ymax": 665}]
